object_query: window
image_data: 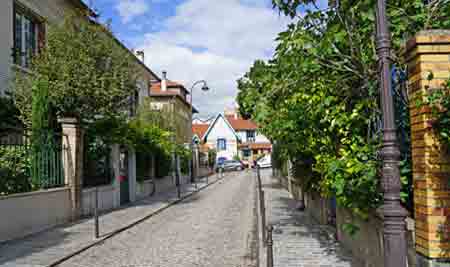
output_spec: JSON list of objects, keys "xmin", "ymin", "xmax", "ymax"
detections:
[
  {"xmin": 217, "ymin": 138, "xmax": 226, "ymax": 151},
  {"xmin": 243, "ymin": 149, "xmax": 251, "ymax": 157},
  {"xmin": 13, "ymin": 4, "xmax": 44, "ymax": 68},
  {"xmin": 129, "ymin": 90, "xmax": 139, "ymax": 116},
  {"xmin": 246, "ymin": 130, "xmax": 256, "ymax": 142}
]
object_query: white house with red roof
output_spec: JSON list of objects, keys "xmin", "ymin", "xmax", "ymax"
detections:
[{"xmin": 192, "ymin": 108, "xmax": 271, "ymax": 166}]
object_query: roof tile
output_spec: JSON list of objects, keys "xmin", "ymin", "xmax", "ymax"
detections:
[{"xmin": 225, "ymin": 115, "xmax": 258, "ymax": 130}]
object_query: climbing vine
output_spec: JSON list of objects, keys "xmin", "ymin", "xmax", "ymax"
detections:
[{"xmin": 426, "ymin": 78, "xmax": 450, "ymax": 149}]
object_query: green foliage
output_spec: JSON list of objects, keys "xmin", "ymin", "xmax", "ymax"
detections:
[
  {"xmin": 0, "ymin": 96, "xmax": 22, "ymax": 135},
  {"xmin": 177, "ymin": 145, "xmax": 192, "ymax": 174},
  {"xmin": 83, "ymin": 134, "xmax": 113, "ymax": 187},
  {"xmin": 155, "ymin": 150, "xmax": 171, "ymax": 178},
  {"xmin": 31, "ymin": 78, "xmax": 50, "ymax": 136},
  {"xmin": 425, "ymin": 77, "xmax": 450, "ymax": 188},
  {"xmin": 13, "ymin": 11, "xmax": 137, "ymax": 126},
  {"xmin": 341, "ymin": 222, "xmax": 360, "ymax": 237},
  {"xmin": 208, "ymin": 149, "xmax": 217, "ymax": 168},
  {"xmin": 238, "ymin": 0, "xmax": 450, "ymax": 216},
  {"xmin": 87, "ymin": 115, "xmax": 172, "ymax": 155},
  {"xmin": 426, "ymin": 78, "xmax": 450, "ymax": 148},
  {"xmin": 0, "ymin": 146, "xmax": 33, "ymax": 195}
]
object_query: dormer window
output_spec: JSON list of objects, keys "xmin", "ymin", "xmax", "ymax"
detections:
[{"xmin": 13, "ymin": 4, "xmax": 44, "ymax": 68}]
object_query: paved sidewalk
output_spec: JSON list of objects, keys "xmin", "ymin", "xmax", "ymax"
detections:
[
  {"xmin": 0, "ymin": 174, "xmax": 219, "ymax": 267},
  {"xmin": 257, "ymin": 170, "xmax": 356, "ymax": 267}
]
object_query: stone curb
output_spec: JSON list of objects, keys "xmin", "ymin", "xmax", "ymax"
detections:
[{"xmin": 49, "ymin": 174, "xmax": 224, "ymax": 267}]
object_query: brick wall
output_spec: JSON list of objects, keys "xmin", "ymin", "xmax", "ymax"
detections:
[{"xmin": 406, "ymin": 30, "xmax": 450, "ymax": 264}]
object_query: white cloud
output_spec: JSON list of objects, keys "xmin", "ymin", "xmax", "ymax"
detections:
[
  {"xmin": 136, "ymin": 0, "xmax": 292, "ymax": 116},
  {"xmin": 115, "ymin": 0, "xmax": 149, "ymax": 23}
]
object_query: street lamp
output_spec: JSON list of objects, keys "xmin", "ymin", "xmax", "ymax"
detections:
[
  {"xmin": 189, "ymin": 80, "xmax": 210, "ymax": 184},
  {"xmin": 375, "ymin": 1, "xmax": 408, "ymax": 266}
]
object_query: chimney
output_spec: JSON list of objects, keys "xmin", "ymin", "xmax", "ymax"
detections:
[
  {"xmin": 136, "ymin": 50, "xmax": 145, "ymax": 62},
  {"xmin": 161, "ymin": 71, "xmax": 167, "ymax": 91}
]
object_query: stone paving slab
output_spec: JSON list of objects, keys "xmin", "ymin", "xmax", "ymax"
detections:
[
  {"xmin": 257, "ymin": 169, "xmax": 357, "ymax": 267},
  {"xmin": 0, "ymin": 174, "xmax": 219, "ymax": 267}
]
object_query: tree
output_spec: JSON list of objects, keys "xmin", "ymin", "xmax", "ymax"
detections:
[
  {"xmin": 237, "ymin": 0, "xmax": 450, "ymax": 216},
  {"xmin": 13, "ymin": 11, "xmax": 137, "ymax": 126}
]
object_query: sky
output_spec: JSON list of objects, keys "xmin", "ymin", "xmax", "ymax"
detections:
[{"xmin": 82, "ymin": 0, "xmax": 324, "ymax": 118}]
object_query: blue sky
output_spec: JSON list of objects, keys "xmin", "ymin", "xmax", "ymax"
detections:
[{"xmin": 82, "ymin": 0, "xmax": 325, "ymax": 117}]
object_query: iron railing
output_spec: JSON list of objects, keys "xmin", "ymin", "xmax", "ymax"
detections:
[{"xmin": 0, "ymin": 130, "xmax": 65, "ymax": 195}]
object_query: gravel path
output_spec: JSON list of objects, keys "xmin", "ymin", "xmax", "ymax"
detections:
[{"xmin": 58, "ymin": 171, "xmax": 257, "ymax": 267}]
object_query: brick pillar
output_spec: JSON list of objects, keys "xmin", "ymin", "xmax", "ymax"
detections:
[
  {"xmin": 59, "ymin": 117, "xmax": 84, "ymax": 220},
  {"xmin": 406, "ymin": 30, "xmax": 450, "ymax": 267}
]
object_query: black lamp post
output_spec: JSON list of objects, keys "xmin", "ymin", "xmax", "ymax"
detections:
[
  {"xmin": 189, "ymin": 80, "xmax": 209, "ymax": 184},
  {"xmin": 375, "ymin": 1, "xmax": 408, "ymax": 266}
]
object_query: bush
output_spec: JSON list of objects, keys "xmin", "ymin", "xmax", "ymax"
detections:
[{"xmin": 0, "ymin": 146, "xmax": 33, "ymax": 195}]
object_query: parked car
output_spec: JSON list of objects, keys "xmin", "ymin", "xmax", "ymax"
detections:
[
  {"xmin": 257, "ymin": 155, "xmax": 272, "ymax": 168},
  {"xmin": 216, "ymin": 160, "xmax": 244, "ymax": 172}
]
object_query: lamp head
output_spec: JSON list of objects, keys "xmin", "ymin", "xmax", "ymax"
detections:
[{"xmin": 201, "ymin": 84, "xmax": 210, "ymax": 91}]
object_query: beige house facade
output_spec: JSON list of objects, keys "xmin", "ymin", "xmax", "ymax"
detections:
[
  {"xmin": 149, "ymin": 71, "xmax": 198, "ymax": 145},
  {"xmin": 0, "ymin": 0, "xmax": 93, "ymax": 96}
]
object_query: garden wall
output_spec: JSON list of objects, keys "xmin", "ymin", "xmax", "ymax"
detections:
[
  {"xmin": 198, "ymin": 166, "xmax": 213, "ymax": 178},
  {"xmin": 0, "ymin": 187, "xmax": 71, "ymax": 243},
  {"xmin": 136, "ymin": 180, "xmax": 155, "ymax": 200},
  {"xmin": 305, "ymin": 192, "xmax": 331, "ymax": 225},
  {"xmin": 81, "ymin": 185, "xmax": 119, "ymax": 216},
  {"xmin": 336, "ymin": 206, "xmax": 416, "ymax": 267}
]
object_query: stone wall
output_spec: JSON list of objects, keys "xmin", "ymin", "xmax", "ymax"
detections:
[
  {"xmin": 336, "ymin": 206, "xmax": 417, "ymax": 267},
  {"xmin": 305, "ymin": 192, "xmax": 331, "ymax": 225}
]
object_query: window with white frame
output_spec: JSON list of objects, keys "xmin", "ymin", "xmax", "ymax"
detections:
[
  {"xmin": 246, "ymin": 130, "xmax": 256, "ymax": 142},
  {"xmin": 217, "ymin": 138, "xmax": 226, "ymax": 151},
  {"xmin": 13, "ymin": 4, "xmax": 43, "ymax": 68}
]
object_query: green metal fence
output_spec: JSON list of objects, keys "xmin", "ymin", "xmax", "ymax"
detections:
[
  {"xmin": 31, "ymin": 133, "xmax": 65, "ymax": 189},
  {"xmin": 0, "ymin": 130, "xmax": 65, "ymax": 195}
]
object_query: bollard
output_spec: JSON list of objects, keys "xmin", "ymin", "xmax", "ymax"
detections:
[
  {"xmin": 257, "ymin": 174, "xmax": 262, "ymax": 199},
  {"xmin": 260, "ymin": 190, "xmax": 267, "ymax": 245},
  {"xmin": 266, "ymin": 225, "xmax": 274, "ymax": 267},
  {"xmin": 177, "ymin": 179, "xmax": 181, "ymax": 199},
  {"xmin": 94, "ymin": 187, "xmax": 99, "ymax": 239},
  {"xmin": 257, "ymin": 165, "xmax": 261, "ymax": 180},
  {"xmin": 257, "ymin": 165, "xmax": 262, "ymax": 195}
]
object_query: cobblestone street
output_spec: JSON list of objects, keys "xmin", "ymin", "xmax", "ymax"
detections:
[{"xmin": 58, "ymin": 171, "xmax": 257, "ymax": 267}]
